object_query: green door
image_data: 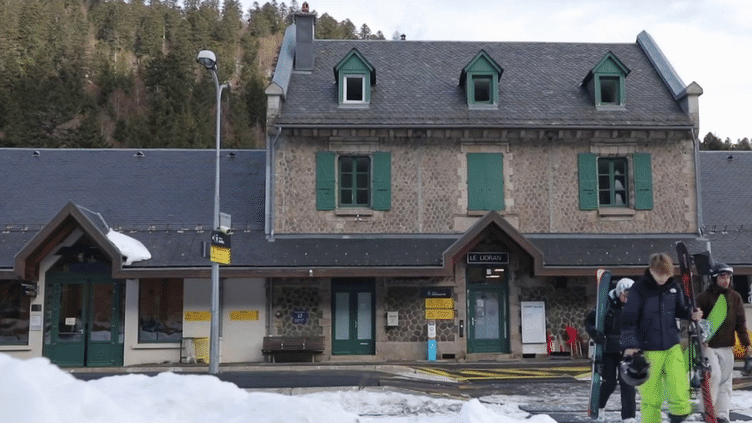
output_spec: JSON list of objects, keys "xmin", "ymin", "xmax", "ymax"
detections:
[
  {"xmin": 331, "ymin": 279, "xmax": 375, "ymax": 355},
  {"xmin": 467, "ymin": 266, "xmax": 510, "ymax": 353},
  {"xmin": 44, "ymin": 273, "xmax": 124, "ymax": 367}
]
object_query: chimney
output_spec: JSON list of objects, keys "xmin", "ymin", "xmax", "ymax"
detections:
[{"xmin": 294, "ymin": 3, "xmax": 315, "ymax": 71}]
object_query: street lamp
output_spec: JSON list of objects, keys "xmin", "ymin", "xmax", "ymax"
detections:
[{"xmin": 197, "ymin": 49, "xmax": 228, "ymax": 375}]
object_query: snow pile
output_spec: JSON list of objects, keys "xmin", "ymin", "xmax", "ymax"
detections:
[{"xmin": 106, "ymin": 229, "xmax": 151, "ymax": 265}]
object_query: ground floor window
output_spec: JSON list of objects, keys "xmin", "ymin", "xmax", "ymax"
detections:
[
  {"xmin": 139, "ymin": 278, "xmax": 183, "ymax": 342},
  {"xmin": 0, "ymin": 281, "xmax": 30, "ymax": 344}
]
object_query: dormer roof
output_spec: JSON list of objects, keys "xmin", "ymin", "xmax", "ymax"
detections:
[{"xmin": 333, "ymin": 48, "xmax": 376, "ymax": 85}]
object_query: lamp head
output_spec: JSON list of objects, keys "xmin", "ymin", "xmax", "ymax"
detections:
[{"xmin": 196, "ymin": 50, "xmax": 217, "ymax": 71}]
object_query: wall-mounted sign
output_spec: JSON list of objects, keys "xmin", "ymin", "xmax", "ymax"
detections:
[
  {"xmin": 292, "ymin": 309, "xmax": 308, "ymax": 324},
  {"xmin": 230, "ymin": 310, "xmax": 259, "ymax": 321},
  {"xmin": 425, "ymin": 298, "xmax": 454, "ymax": 309},
  {"xmin": 184, "ymin": 311, "xmax": 211, "ymax": 321},
  {"xmin": 467, "ymin": 252, "xmax": 509, "ymax": 264},
  {"xmin": 422, "ymin": 287, "xmax": 452, "ymax": 298},
  {"xmin": 426, "ymin": 309, "xmax": 455, "ymax": 320}
]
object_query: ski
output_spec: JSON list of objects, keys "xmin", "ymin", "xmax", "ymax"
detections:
[
  {"xmin": 676, "ymin": 241, "xmax": 716, "ymax": 423},
  {"xmin": 588, "ymin": 268, "xmax": 611, "ymax": 419}
]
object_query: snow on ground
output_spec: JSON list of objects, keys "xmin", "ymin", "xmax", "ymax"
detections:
[{"xmin": 2, "ymin": 353, "xmax": 751, "ymax": 423}]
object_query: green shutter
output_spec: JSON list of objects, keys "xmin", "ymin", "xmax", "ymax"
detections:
[
  {"xmin": 633, "ymin": 153, "xmax": 653, "ymax": 210},
  {"xmin": 467, "ymin": 153, "xmax": 504, "ymax": 210},
  {"xmin": 578, "ymin": 153, "xmax": 598, "ymax": 210},
  {"xmin": 371, "ymin": 152, "xmax": 391, "ymax": 210},
  {"xmin": 316, "ymin": 151, "xmax": 336, "ymax": 210}
]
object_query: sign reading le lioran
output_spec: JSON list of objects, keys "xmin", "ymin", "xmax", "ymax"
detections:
[{"xmin": 210, "ymin": 230, "xmax": 231, "ymax": 264}]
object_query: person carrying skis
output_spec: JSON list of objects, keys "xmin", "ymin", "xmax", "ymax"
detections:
[
  {"xmin": 585, "ymin": 277, "xmax": 637, "ymax": 423},
  {"xmin": 621, "ymin": 253, "xmax": 703, "ymax": 423},
  {"xmin": 696, "ymin": 263, "xmax": 752, "ymax": 423}
]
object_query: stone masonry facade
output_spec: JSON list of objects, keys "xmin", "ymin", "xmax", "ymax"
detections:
[{"xmin": 273, "ymin": 128, "xmax": 697, "ymax": 235}]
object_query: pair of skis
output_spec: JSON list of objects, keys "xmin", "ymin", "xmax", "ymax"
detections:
[
  {"xmin": 587, "ymin": 269, "xmax": 611, "ymax": 419},
  {"xmin": 676, "ymin": 241, "xmax": 716, "ymax": 423}
]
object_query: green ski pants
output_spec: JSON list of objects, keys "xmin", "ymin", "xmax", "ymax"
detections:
[{"xmin": 640, "ymin": 344, "xmax": 692, "ymax": 422}]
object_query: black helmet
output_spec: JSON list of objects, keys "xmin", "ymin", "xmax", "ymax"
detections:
[
  {"xmin": 709, "ymin": 263, "xmax": 733, "ymax": 278},
  {"xmin": 620, "ymin": 352, "xmax": 650, "ymax": 386}
]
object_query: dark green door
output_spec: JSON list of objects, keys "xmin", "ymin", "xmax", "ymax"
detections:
[
  {"xmin": 331, "ymin": 279, "xmax": 375, "ymax": 355},
  {"xmin": 44, "ymin": 273, "xmax": 124, "ymax": 367},
  {"xmin": 467, "ymin": 266, "xmax": 510, "ymax": 353}
]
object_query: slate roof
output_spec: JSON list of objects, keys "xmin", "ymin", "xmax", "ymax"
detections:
[
  {"xmin": 274, "ymin": 36, "xmax": 694, "ymax": 128},
  {"xmin": 698, "ymin": 151, "xmax": 752, "ymax": 267}
]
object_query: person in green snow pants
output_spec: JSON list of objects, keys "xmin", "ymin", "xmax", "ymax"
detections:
[{"xmin": 621, "ymin": 253, "xmax": 703, "ymax": 423}]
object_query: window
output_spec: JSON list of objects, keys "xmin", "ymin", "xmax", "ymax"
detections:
[
  {"xmin": 344, "ymin": 76, "xmax": 365, "ymax": 103},
  {"xmin": 334, "ymin": 48, "xmax": 375, "ymax": 106},
  {"xmin": 339, "ymin": 156, "xmax": 370, "ymax": 206},
  {"xmin": 598, "ymin": 157, "xmax": 628, "ymax": 206},
  {"xmin": 461, "ymin": 50, "xmax": 503, "ymax": 108},
  {"xmin": 578, "ymin": 153, "xmax": 652, "ymax": 210},
  {"xmin": 598, "ymin": 76, "xmax": 620, "ymax": 105},
  {"xmin": 467, "ymin": 153, "xmax": 505, "ymax": 211},
  {"xmin": 584, "ymin": 52, "xmax": 630, "ymax": 108},
  {"xmin": 473, "ymin": 76, "xmax": 492, "ymax": 103},
  {"xmin": 0, "ymin": 281, "xmax": 30, "ymax": 345},
  {"xmin": 316, "ymin": 151, "xmax": 391, "ymax": 211},
  {"xmin": 139, "ymin": 278, "xmax": 183, "ymax": 342}
]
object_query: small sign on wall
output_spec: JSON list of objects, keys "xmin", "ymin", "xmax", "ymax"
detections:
[
  {"xmin": 292, "ymin": 309, "xmax": 308, "ymax": 324},
  {"xmin": 184, "ymin": 311, "xmax": 211, "ymax": 321},
  {"xmin": 230, "ymin": 310, "xmax": 259, "ymax": 321}
]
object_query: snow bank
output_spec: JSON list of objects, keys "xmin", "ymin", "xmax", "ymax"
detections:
[{"xmin": 106, "ymin": 229, "xmax": 152, "ymax": 265}]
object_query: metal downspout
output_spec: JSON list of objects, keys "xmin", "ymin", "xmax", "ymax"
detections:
[
  {"xmin": 265, "ymin": 128, "xmax": 282, "ymax": 241},
  {"xmin": 691, "ymin": 128, "xmax": 710, "ymax": 252}
]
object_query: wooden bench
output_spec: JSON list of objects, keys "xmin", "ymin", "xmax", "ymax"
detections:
[{"xmin": 262, "ymin": 336, "xmax": 325, "ymax": 363}]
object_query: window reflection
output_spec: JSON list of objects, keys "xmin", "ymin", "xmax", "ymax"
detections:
[{"xmin": 139, "ymin": 278, "xmax": 183, "ymax": 342}]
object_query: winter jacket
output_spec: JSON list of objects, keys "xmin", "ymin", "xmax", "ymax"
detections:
[
  {"xmin": 696, "ymin": 284, "xmax": 751, "ymax": 349},
  {"xmin": 620, "ymin": 269, "xmax": 693, "ymax": 351},
  {"xmin": 585, "ymin": 294, "xmax": 625, "ymax": 354}
]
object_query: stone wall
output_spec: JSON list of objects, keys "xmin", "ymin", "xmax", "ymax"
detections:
[
  {"xmin": 520, "ymin": 283, "xmax": 589, "ymax": 344},
  {"xmin": 273, "ymin": 128, "xmax": 697, "ymax": 235},
  {"xmin": 270, "ymin": 282, "xmax": 323, "ymax": 338},
  {"xmin": 384, "ymin": 286, "xmax": 455, "ymax": 342}
]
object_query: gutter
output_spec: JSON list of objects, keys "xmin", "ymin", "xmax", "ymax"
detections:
[{"xmin": 692, "ymin": 128, "xmax": 711, "ymax": 253}]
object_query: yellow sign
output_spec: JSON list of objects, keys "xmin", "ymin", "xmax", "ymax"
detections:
[
  {"xmin": 426, "ymin": 298, "xmax": 454, "ymax": 309},
  {"xmin": 426, "ymin": 309, "xmax": 455, "ymax": 320},
  {"xmin": 230, "ymin": 310, "xmax": 259, "ymax": 321},
  {"xmin": 184, "ymin": 311, "xmax": 211, "ymax": 321},
  {"xmin": 210, "ymin": 245, "xmax": 231, "ymax": 264}
]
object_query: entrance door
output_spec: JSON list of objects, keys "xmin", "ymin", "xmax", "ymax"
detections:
[
  {"xmin": 331, "ymin": 279, "xmax": 375, "ymax": 355},
  {"xmin": 467, "ymin": 266, "xmax": 510, "ymax": 353},
  {"xmin": 44, "ymin": 273, "xmax": 124, "ymax": 367}
]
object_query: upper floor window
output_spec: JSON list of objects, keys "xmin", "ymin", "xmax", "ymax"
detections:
[
  {"xmin": 583, "ymin": 52, "xmax": 630, "ymax": 108},
  {"xmin": 598, "ymin": 157, "xmax": 628, "ymax": 206},
  {"xmin": 334, "ymin": 48, "xmax": 375, "ymax": 106},
  {"xmin": 460, "ymin": 50, "xmax": 503, "ymax": 109},
  {"xmin": 316, "ymin": 151, "xmax": 391, "ymax": 211},
  {"xmin": 578, "ymin": 153, "xmax": 652, "ymax": 210}
]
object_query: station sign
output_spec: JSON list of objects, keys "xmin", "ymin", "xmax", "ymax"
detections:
[{"xmin": 467, "ymin": 252, "xmax": 509, "ymax": 264}]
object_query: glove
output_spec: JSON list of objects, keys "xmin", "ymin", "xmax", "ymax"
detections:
[{"xmin": 590, "ymin": 330, "xmax": 606, "ymax": 344}]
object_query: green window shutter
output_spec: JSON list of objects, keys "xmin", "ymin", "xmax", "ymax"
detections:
[
  {"xmin": 316, "ymin": 151, "xmax": 336, "ymax": 210},
  {"xmin": 371, "ymin": 152, "xmax": 391, "ymax": 210},
  {"xmin": 467, "ymin": 153, "xmax": 504, "ymax": 210},
  {"xmin": 578, "ymin": 153, "xmax": 598, "ymax": 210},
  {"xmin": 633, "ymin": 153, "xmax": 653, "ymax": 210}
]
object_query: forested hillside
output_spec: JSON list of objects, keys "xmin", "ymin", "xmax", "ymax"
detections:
[{"xmin": 0, "ymin": 0, "xmax": 385, "ymax": 149}]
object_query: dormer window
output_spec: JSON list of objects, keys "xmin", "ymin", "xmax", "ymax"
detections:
[
  {"xmin": 584, "ymin": 52, "xmax": 630, "ymax": 108},
  {"xmin": 334, "ymin": 48, "xmax": 375, "ymax": 107},
  {"xmin": 460, "ymin": 50, "xmax": 503, "ymax": 109}
]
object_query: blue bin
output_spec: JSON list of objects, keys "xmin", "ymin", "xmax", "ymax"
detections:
[{"xmin": 427, "ymin": 339, "xmax": 437, "ymax": 361}]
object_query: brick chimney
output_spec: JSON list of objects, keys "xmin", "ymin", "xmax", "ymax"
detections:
[{"xmin": 294, "ymin": 6, "xmax": 315, "ymax": 71}]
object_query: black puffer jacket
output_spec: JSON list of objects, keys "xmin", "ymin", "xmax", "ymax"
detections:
[
  {"xmin": 620, "ymin": 269, "xmax": 692, "ymax": 351},
  {"xmin": 585, "ymin": 294, "xmax": 625, "ymax": 354}
]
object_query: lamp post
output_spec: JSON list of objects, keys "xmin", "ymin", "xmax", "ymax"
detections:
[{"xmin": 196, "ymin": 49, "xmax": 228, "ymax": 375}]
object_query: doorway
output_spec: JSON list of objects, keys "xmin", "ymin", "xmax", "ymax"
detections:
[
  {"xmin": 331, "ymin": 279, "xmax": 375, "ymax": 355},
  {"xmin": 467, "ymin": 265, "xmax": 510, "ymax": 353},
  {"xmin": 44, "ymin": 272, "xmax": 124, "ymax": 367}
]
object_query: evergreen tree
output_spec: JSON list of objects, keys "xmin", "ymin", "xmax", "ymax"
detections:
[{"xmin": 359, "ymin": 24, "xmax": 371, "ymax": 40}]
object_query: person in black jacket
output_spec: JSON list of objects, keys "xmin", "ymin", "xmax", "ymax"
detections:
[
  {"xmin": 585, "ymin": 277, "xmax": 637, "ymax": 422},
  {"xmin": 621, "ymin": 253, "xmax": 703, "ymax": 423}
]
